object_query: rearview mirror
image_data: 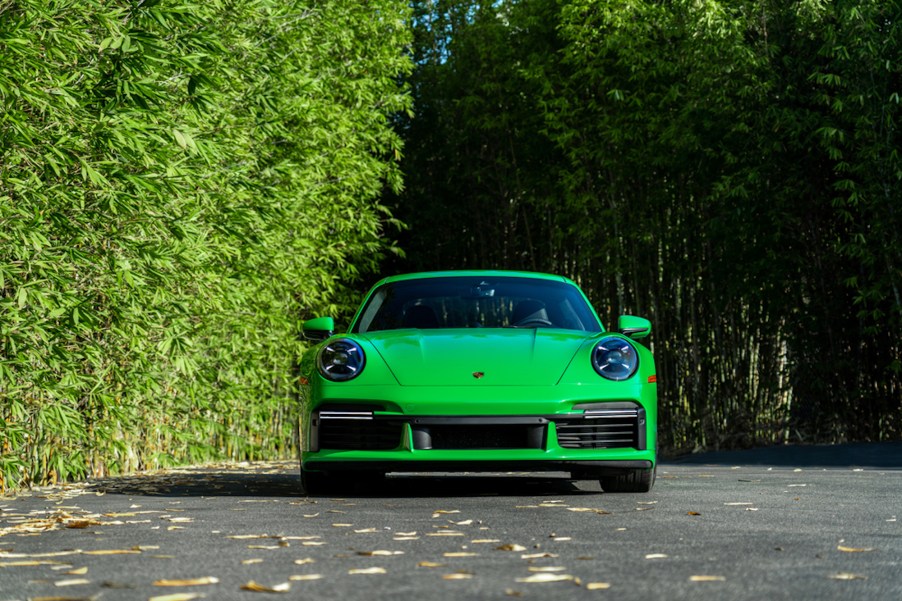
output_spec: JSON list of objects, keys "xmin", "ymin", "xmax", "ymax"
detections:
[
  {"xmin": 618, "ymin": 315, "xmax": 651, "ymax": 339},
  {"xmin": 302, "ymin": 316, "xmax": 335, "ymax": 342}
]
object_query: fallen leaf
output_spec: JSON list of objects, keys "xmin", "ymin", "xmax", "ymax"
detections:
[
  {"xmin": 349, "ymin": 567, "xmax": 387, "ymax": 575},
  {"xmin": 690, "ymin": 575, "xmax": 726, "ymax": 582},
  {"xmin": 496, "ymin": 544, "xmax": 527, "ymax": 552},
  {"xmin": 241, "ymin": 580, "xmax": 291, "ymax": 592},
  {"xmin": 242, "ymin": 559, "xmax": 264, "ymax": 565},
  {"xmin": 354, "ymin": 528, "xmax": 377, "ymax": 533},
  {"xmin": 293, "ymin": 558, "xmax": 315, "ymax": 565},
  {"xmin": 444, "ymin": 552, "xmax": 479, "ymax": 557},
  {"xmin": 288, "ymin": 574, "xmax": 323, "ymax": 581},
  {"xmin": 432, "ymin": 510, "xmax": 460, "ymax": 518},
  {"xmin": 829, "ymin": 573, "xmax": 867, "ymax": 581},
  {"xmin": 19, "ymin": 596, "xmax": 95, "ymax": 601},
  {"xmin": 586, "ymin": 582, "xmax": 612, "ymax": 590},
  {"xmin": 687, "ymin": 511, "xmax": 701, "ymax": 516},
  {"xmin": 149, "ymin": 594, "xmax": 204, "ymax": 601},
  {"xmin": 54, "ymin": 579, "xmax": 91, "ymax": 587},
  {"xmin": 515, "ymin": 573, "xmax": 575, "ymax": 583},
  {"xmin": 417, "ymin": 561, "xmax": 445, "ymax": 568},
  {"xmin": 528, "ymin": 566, "xmax": 567, "ymax": 573},
  {"xmin": 65, "ymin": 519, "xmax": 102, "ymax": 529},
  {"xmin": 520, "ymin": 553, "xmax": 558, "ymax": 559},
  {"xmin": 645, "ymin": 554, "xmax": 668, "ymax": 559},
  {"xmin": 83, "ymin": 549, "xmax": 141, "ymax": 556},
  {"xmin": 0, "ymin": 551, "xmax": 82, "ymax": 558},
  {"xmin": 567, "ymin": 508, "xmax": 611, "ymax": 515},
  {"xmin": 65, "ymin": 567, "xmax": 88, "ymax": 575},
  {"xmin": 837, "ymin": 545, "xmax": 875, "ymax": 553},
  {"xmin": 153, "ymin": 576, "xmax": 219, "ymax": 587},
  {"xmin": 356, "ymin": 550, "xmax": 404, "ymax": 557},
  {"xmin": 471, "ymin": 539, "xmax": 501, "ymax": 544},
  {"xmin": 443, "ymin": 573, "xmax": 473, "ymax": 580}
]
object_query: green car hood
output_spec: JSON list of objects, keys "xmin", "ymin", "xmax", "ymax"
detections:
[{"xmin": 363, "ymin": 329, "xmax": 592, "ymax": 386}]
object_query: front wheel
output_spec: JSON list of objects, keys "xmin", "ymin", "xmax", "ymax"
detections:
[
  {"xmin": 600, "ymin": 466, "xmax": 656, "ymax": 493},
  {"xmin": 301, "ymin": 468, "xmax": 333, "ymax": 495}
]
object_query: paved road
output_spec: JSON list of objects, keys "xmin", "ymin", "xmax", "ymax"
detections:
[{"xmin": 1, "ymin": 444, "xmax": 900, "ymax": 600}]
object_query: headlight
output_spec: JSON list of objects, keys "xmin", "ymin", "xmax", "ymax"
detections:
[
  {"xmin": 317, "ymin": 339, "xmax": 366, "ymax": 381},
  {"xmin": 591, "ymin": 337, "xmax": 639, "ymax": 381}
]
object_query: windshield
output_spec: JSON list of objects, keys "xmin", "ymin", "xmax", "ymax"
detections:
[{"xmin": 352, "ymin": 276, "xmax": 602, "ymax": 334}]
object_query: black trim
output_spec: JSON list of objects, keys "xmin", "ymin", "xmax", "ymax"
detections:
[
  {"xmin": 303, "ymin": 460, "xmax": 653, "ymax": 477},
  {"xmin": 410, "ymin": 416, "xmax": 549, "ymax": 425},
  {"xmin": 311, "ymin": 407, "xmax": 646, "ymax": 452}
]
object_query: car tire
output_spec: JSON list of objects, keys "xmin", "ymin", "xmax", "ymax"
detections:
[
  {"xmin": 599, "ymin": 466, "xmax": 656, "ymax": 493},
  {"xmin": 301, "ymin": 468, "xmax": 332, "ymax": 495}
]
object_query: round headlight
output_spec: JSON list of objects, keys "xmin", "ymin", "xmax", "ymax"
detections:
[
  {"xmin": 317, "ymin": 339, "xmax": 365, "ymax": 381},
  {"xmin": 591, "ymin": 337, "xmax": 639, "ymax": 381}
]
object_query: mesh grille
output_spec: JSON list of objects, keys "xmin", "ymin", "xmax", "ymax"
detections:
[
  {"xmin": 556, "ymin": 414, "xmax": 640, "ymax": 449},
  {"xmin": 426, "ymin": 425, "xmax": 537, "ymax": 450},
  {"xmin": 318, "ymin": 419, "xmax": 403, "ymax": 450}
]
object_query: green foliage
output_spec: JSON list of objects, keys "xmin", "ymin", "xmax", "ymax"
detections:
[
  {"xmin": 0, "ymin": 0, "xmax": 411, "ymax": 492},
  {"xmin": 396, "ymin": 0, "xmax": 900, "ymax": 449}
]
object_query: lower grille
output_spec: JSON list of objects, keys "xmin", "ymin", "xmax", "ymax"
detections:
[
  {"xmin": 317, "ymin": 419, "xmax": 403, "ymax": 450},
  {"xmin": 556, "ymin": 409, "xmax": 642, "ymax": 449},
  {"xmin": 419, "ymin": 424, "xmax": 544, "ymax": 450}
]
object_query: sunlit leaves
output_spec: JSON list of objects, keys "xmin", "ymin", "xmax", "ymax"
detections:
[{"xmin": 0, "ymin": 0, "xmax": 412, "ymax": 492}]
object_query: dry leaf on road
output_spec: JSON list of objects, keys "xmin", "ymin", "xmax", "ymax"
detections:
[
  {"xmin": 837, "ymin": 545, "xmax": 875, "ymax": 553},
  {"xmin": 349, "ymin": 567, "xmax": 387, "ymax": 575},
  {"xmin": 515, "ymin": 573, "xmax": 576, "ymax": 583},
  {"xmin": 241, "ymin": 580, "xmax": 291, "ymax": 592},
  {"xmin": 149, "ymin": 593, "xmax": 205, "ymax": 601},
  {"xmin": 829, "ymin": 573, "xmax": 867, "ymax": 581},
  {"xmin": 153, "ymin": 576, "xmax": 219, "ymax": 586}
]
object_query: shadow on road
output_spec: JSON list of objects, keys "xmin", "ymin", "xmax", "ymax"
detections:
[
  {"xmin": 85, "ymin": 461, "xmax": 594, "ymax": 499},
  {"xmin": 668, "ymin": 441, "xmax": 902, "ymax": 469}
]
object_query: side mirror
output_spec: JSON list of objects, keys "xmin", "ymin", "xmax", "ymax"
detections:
[
  {"xmin": 302, "ymin": 316, "xmax": 335, "ymax": 342},
  {"xmin": 618, "ymin": 315, "xmax": 651, "ymax": 339}
]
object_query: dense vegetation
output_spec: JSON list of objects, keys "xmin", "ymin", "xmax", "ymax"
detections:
[
  {"xmin": 2, "ymin": 0, "xmax": 898, "ymax": 492},
  {"xmin": 394, "ymin": 0, "xmax": 901, "ymax": 450},
  {"xmin": 0, "ymin": 0, "xmax": 411, "ymax": 491}
]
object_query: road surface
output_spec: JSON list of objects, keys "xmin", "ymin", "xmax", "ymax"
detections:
[{"xmin": 1, "ymin": 443, "xmax": 900, "ymax": 600}]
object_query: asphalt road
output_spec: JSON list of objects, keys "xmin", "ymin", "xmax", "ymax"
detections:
[{"xmin": 1, "ymin": 443, "xmax": 900, "ymax": 601}]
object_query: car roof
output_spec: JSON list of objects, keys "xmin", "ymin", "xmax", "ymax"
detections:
[{"xmin": 373, "ymin": 270, "xmax": 577, "ymax": 286}]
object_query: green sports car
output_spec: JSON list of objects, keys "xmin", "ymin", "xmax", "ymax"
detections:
[{"xmin": 299, "ymin": 270, "xmax": 657, "ymax": 493}]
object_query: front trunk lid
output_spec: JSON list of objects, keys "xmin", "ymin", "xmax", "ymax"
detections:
[{"xmin": 364, "ymin": 329, "xmax": 591, "ymax": 387}]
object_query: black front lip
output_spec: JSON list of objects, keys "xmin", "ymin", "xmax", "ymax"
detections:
[{"xmin": 302, "ymin": 459, "xmax": 653, "ymax": 476}]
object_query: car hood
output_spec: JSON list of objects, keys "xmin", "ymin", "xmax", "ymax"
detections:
[{"xmin": 362, "ymin": 329, "xmax": 593, "ymax": 386}]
